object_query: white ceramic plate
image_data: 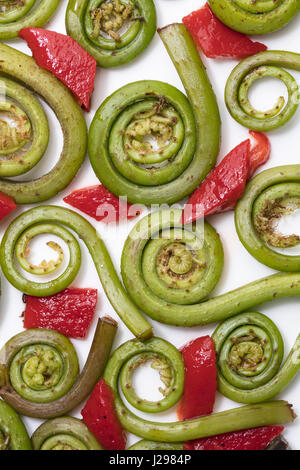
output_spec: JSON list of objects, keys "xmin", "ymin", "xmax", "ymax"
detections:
[{"xmin": 1, "ymin": 0, "xmax": 300, "ymax": 450}]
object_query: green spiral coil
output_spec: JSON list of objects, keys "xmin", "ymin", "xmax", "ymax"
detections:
[
  {"xmin": 213, "ymin": 312, "xmax": 300, "ymax": 403},
  {"xmin": 88, "ymin": 23, "xmax": 220, "ymax": 205},
  {"xmin": 209, "ymin": 0, "xmax": 300, "ymax": 35},
  {"xmin": 0, "ymin": 0, "xmax": 59, "ymax": 39},
  {"xmin": 225, "ymin": 51, "xmax": 300, "ymax": 132},
  {"xmin": 235, "ymin": 165, "xmax": 300, "ymax": 271},
  {"xmin": 0, "ymin": 42, "xmax": 87, "ymax": 205},
  {"xmin": 66, "ymin": 0, "xmax": 156, "ymax": 67},
  {"xmin": 102, "ymin": 336, "xmax": 296, "ymax": 441}
]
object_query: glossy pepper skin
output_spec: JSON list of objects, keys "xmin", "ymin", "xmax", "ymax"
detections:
[
  {"xmin": 23, "ymin": 287, "xmax": 98, "ymax": 339},
  {"xmin": 66, "ymin": 0, "xmax": 156, "ymax": 68},
  {"xmin": 177, "ymin": 336, "xmax": 217, "ymax": 421},
  {"xmin": 64, "ymin": 185, "xmax": 141, "ymax": 223},
  {"xmin": 182, "ymin": 131, "xmax": 270, "ymax": 224},
  {"xmin": 0, "ymin": 400, "xmax": 32, "ymax": 450},
  {"xmin": 208, "ymin": 0, "xmax": 300, "ymax": 35},
  {"xmin": 19, "ymin": 28, "xmax": 97, "ymax": 111},
  {"xmin": 88, "ymin": 24, "xmax": 221, "ymax": 205},
  {"xmin": 184, "ymin": 425, "xmax": 284, "ymax": 450},
  {"xmin": 0, "ymin": 192, "xmax": 16, "ymax": 221},
  {"xmin": 183, "ymin": 3, "xmax": 267, "ymax": 59},
  {"xmin": 81, "ymin": 378, "xmax": 127, "ymax": 450},
  {"xmin": 0, "ymin": 43, "xmax": 87, "ymax": 205},
  {"xmin": 0, "ymin": 0, "xmax": 59, "ymax": 40}
]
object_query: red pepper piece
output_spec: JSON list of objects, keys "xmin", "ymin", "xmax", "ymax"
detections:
[
  {"xmin": 19, "ymin": 28, "xmax": 96, "ymax": 111},
  {"xmin": 0, "ymin": 192, "xmax": 16, "ymax": 221},
  {"xmin": 177, "ymin": 336, "xmax": 217, "ymax": 421},
  {"xmin": 248, "ymin": 130, "xmax": 271, "ymax": 179},
  {"xmin": 23, "ymin": 287, "xmax": 97, "ymax": 339},
  {"xmin": 183, "ymin": 140, "xmax": 250, "ymax": 224},
  {"xmin": 63, "ymin": 185, "xmax": 142, "ymax": 223},
  {"xmin": 182, "ymin": 131, "xmax": 270, "ymax": 224},
  {"xmin": 182, "ymin": 3, "xmax": 267, "ymax": 59},
  {"xmin": 81, "ymin": 378, "xmax": 127, "ymax": 450},
  {"xmin": 184, "ymin": 425, "xmax": 284, "ymax": 450}
]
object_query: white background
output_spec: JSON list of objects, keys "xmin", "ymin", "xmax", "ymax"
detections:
[{"xmin": 1, "ymin": 0, "xmax": 300, "ymax": 449}]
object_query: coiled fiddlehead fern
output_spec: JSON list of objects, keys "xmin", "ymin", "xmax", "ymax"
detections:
[
  {"xmin": 88, "ymin": 23, "xmax": 220, "ymax": 205},
  {"xmin": 209, "ymin": 0, "xmax": 300, "ymax": 35},
  {"xmin": 0, "ymin": 206, "xmax": 152, "ymax": 340},
  {"xmin": 213, "ymin": 312, "xmax": 300, "ymax": 404},
  {"xmin": 128, "ymin": 440, "xmax": 183, "ymax": 450},
  {"xmin": 0, "ymin": 0, "xmax": 59, "ymax": 39},
  {"xmin": 0, "ymin": 317, "xmax": 117, "ymax": 418},
  {"xmin": 235, "ymin": 165, "xmax": 300, "ymax": 271},
  {"xmin": 0, "ymin": 399, "xmax": 32, "ymax": 450},
  {"xmin": 225, "ymin": 51, "xmax": 300, "ymax": 131},
  {"xmin": 103, "ymin": 336, "xmax": 295, "ymax": 441},
  {"xmin": 0, "ymin": 42, "xmax": 87, "ymax": 204},
  {"xmin": 121, "ymin": 209, "xmax": 300, "ymax": 326},
  {"xmin": 32, "ymin": 417, "xmax": 102, "ymax": 450},
  {"xmin": 66, "ymin": 0, "xmax": 156, "ymax": 67}
]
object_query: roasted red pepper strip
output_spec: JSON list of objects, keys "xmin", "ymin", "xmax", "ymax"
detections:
[
  {"xmin": 23, "ymin": 287, "xmax": 98, "ymax": 339},
  {"xmin": 182, "ymin": 3, "xmax": 267, "ymax": 59},
  {"xmin": 248, "ymin": 130, "xmax": 271, "ymax": 179},
  {"xmin": 19, "ymin": 28, "xmax": 96, "ymax": 111},
  {"xmin": 182, "ymin": 131, "xmax": 270, "ymax": 224},
  {"xmin": 184, "ymin": 425, "xmax": 284, "ymax": 450},
  {"xmin": 81, "ymin": 378, "xmax": 127, "ymax": 450},
  {"xmin": 63, "ymin": 185, "xmax": 142, "ymax": 223},
  {"xmin": 177, "ymin": 336, "xmax": 217, "ymax": 421},
  {"xmin": 0, "ymin": 192, "xmax": 16, "ymax": 221}
]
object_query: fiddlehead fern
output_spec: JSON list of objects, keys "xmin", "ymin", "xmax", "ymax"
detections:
[
  {"xmin": 213, "ymin": 312, "xmax": 300, "ymax": 404},
  {"xmin": 88, "ymin": 23, "xmax": 220, "ymax": 205},
  {"xmin": 32, "ymin": 417, "xmax": 102, "ymax": 450},
  {"xmin": 0, "ymin": 42, "xmax": 87, "ymax": 204},
  {"xmin": 0, "ymin": 399, "xmax": 32, "ymax": 450},
  {"xmin": 121, "ymin": 209, "xmax": 300, "ymax": 327},
  {"xmin": 103, "ymin": 337, "xmax": 295, "ymax": 441},
  {"xmin": 66, "ymin": 0, "xmax": 156, "ymax": 67},
  {"xmin": 225, "ymin": 51, "xmax": 300, "ymax": 131},
  {"xmin": 0, "ymin": 206, "xmax": 152, "ymax": 340},
  {"xmin": 128, "ymin": 440, "xmax": 183, "ymax": 450},
  {"xmin": 0, "ymin": 317, "xmax": 117, "ymax": 418},
  {"xmin": 235, "ymin": 165, "xmax": 300, "ymax": 271},
  {"xmin": 0, "ymin": 0, "xmax": 59, "ymax": 39},
  {"xmin": 209, "ymin": 0, "xmax": 300, "ymax": 35}
]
